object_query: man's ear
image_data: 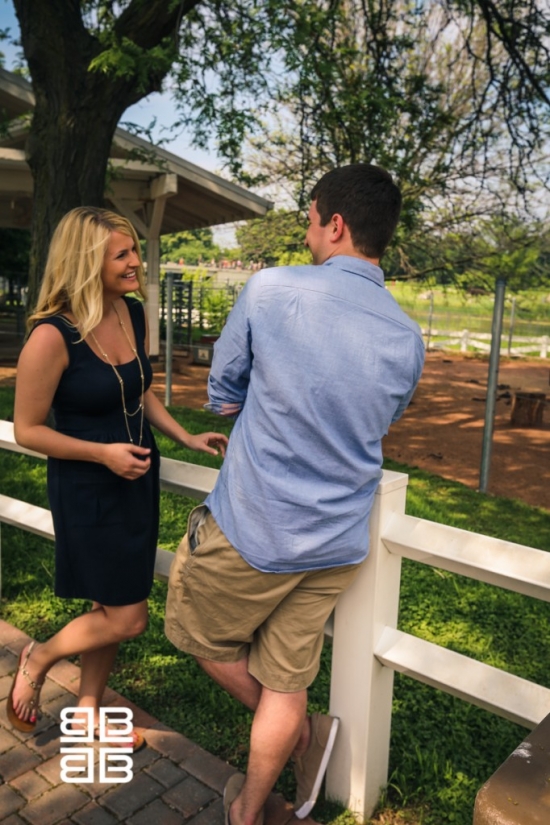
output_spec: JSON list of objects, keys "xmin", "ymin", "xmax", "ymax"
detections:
[{"xmin": 330, "ymin": 213, "xmax": 345, "ymax": 242}]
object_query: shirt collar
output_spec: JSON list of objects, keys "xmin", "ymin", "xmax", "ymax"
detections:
[{"xmin": 322, "ymin": 255, "xmax": 385, "ymax": 287}]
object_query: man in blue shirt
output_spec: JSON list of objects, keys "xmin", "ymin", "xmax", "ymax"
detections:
[{"xmin": 166, "ymin": 164, "xmax": 425, "ymax": 825}]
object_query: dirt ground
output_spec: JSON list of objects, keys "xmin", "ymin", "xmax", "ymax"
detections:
[
  {"xmin": 1, "ymin": 347, "xmax": 549, "ymax": 511},
  {"xmin": 382, "ymin": 352, "xmax": 549, "ymax": 511}
]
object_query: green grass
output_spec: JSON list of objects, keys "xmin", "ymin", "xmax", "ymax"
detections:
[
  {"xmin": 1, "ymin": 386, "xmax": 550, "ymax": 824},
  {"xmin": 387, "ymin": 283, "xmax": 550, "ymax": 341},
  {"xmin": 388, "ymin": 283, "xmax": 550, "ymax": 320}
]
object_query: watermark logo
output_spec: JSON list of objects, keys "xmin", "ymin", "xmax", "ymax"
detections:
[{"xmin": 59, "ymin": 707, "xmax": 134, "ymax": 783}]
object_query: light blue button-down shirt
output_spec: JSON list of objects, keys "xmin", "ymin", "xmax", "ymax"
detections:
[{"xmin": 205, "ymin": 255, "xmax": 425, "ymax": 572}]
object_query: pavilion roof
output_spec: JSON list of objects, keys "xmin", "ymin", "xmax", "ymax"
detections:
[{"xmin": 0, "ymin": 67, "xmax": 271, "ymax": 235}]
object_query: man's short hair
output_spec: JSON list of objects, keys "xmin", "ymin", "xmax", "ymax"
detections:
[{"xmin": 311, "ymin": 164, "xmax": 402, "ymax": 259}]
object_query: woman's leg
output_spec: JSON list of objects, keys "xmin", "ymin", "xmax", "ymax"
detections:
[
  {"xmin": 11, "ymin": 599, "xmax": 148, "ymax": 723},
  {"xmin": 77, "ymin": 651, "xmax": 119, "ymax": 712},
  {"xmin": 72, "ymin": 605, "xmax": 142, "ymax": 747},
  {"xmin": 76, "ymin": 602, "xmax": 119, "ymax": 718}
]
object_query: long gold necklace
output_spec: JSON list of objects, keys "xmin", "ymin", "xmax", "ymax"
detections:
[{"xmin": 90, "ymin": 302, "xmax": 145, "ymax": 446}]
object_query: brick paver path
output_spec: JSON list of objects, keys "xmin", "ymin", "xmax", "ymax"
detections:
[{"xmin": 0, "ymin": 621, "xmax": 312, "ymax": 825}]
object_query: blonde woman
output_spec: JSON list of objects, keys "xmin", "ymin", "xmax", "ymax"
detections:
[{"xmin": 8, "ymin": 207, "xmax": 227, "ymax": 747}]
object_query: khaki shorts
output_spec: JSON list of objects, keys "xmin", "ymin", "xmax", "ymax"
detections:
[{"xmin": 165, "ymin": 505, "xmax": 361, "ymax": 692}]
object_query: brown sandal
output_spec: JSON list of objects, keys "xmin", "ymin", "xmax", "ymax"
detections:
[
  {"xmin": 94, "ymin": 724, "xmax": 146, "ymax": 753},
  {"xmin": 7, "ymin": 641, "xmax": 44, "ymax": 733},
  {"xmin": 66, "ymin": 717, "xmax": 146, "ymax": 753}
]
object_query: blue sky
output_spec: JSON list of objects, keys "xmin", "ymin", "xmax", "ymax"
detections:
[{"xmin": 0, "ymin": 0, "xmax": 222, "ymax": 174}]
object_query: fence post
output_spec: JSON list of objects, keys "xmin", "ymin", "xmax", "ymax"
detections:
[
  {"xmin": 507, "ymin": 297, "xmax": 516, "ymax": 356},
  {"xmin": 479, "ymin": 277, "xmax": 506, "ymax": 494},
  {"xmin": 541, "ymin": 336, "xmax": 549, "ymax": 359},
  {"xmin": 426, "ymin": 291, "xmax": 434, "ymax": 351},
  {"xmin": 187, "ymin": 281, "xmax": 193, "ymax": 347},
  {"xmin": 461, "ymin": 329, "xmax": 469, "ymax": 352},
  {"xmin": 326, "ymin": 470, "xmax": 409, "ymax": 821},
  {"xmin": 165, "ymin": 271, "xmax": 174, "ymax": 407}
]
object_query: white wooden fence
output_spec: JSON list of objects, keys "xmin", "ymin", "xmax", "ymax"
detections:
[
  {"xmin": 422, "ymin": 327, "xmax": 550, "ymax": 358},
  {"xmin": 1, "ymin": 419, "xmax": 549, "ymax": 821}
]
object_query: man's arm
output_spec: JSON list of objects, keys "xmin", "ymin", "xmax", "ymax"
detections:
[{"xmin": 207, "ymin": 279, "xmax": 256, "ymax": 417}]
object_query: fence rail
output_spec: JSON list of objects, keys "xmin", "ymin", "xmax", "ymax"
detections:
[
  {"xmin": 422, "ymin": 327, "xmax": 550, "ymax": 357},
  {"xmin": 1, "ymin": 419, "xmax": 548, "ymax": 819}
]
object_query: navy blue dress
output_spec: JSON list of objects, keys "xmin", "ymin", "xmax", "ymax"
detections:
[{"xmin": 33, "ymin": 297, "xmax": 160, "ymax": 606}]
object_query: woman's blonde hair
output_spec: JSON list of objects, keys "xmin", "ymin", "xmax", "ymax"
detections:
[{"xmin": 28, "ymin": 207, "xmax": 147, "ymax": 339}]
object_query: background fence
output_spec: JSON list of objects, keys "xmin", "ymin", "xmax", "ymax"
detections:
[
  {"xmin": 2, "ymin": 274, "xmax": 550, "ymax": 359},
  {"xmin": 159, "ymin": 275, "xmax": 240, "ymax": 347},
  {"xmin": 422, "ymin": 328, "xmax": 550, "ymax": 358},
  {"xmin": 400, "ymin": 288, "xmax": 550, "ymax": 357},
  {"xmin": 0, "ymin": 274, "xmax": 26, "ymax": 338}
]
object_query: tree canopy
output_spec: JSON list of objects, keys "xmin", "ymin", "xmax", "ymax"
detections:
[
  {"xmin": 4, "ymin": 0, "xmax": 549, "ymax": 301},
  {"xmin": 160, "ymin": 228, "xmax": 221, "ymax": 266},
  {"xmin": 235, "ymin": 210, "xmax": 310, "ymax": 267},
  {"xmin": 241, "ymin": 0, "xmax": 550, "ymax": 282},
  {"xmin": 245, "ymin": 2, "xmax": 549, "ymax": 230},
  {"xmin": 389, "ymin": 215, "xmax": 550, "ymax": 291}
]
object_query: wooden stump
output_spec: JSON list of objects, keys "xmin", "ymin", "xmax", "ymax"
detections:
[
  {"xmin": 510, "ymin": 392, "xmax": 546, "ymax": 427},
  {"xmin": 474, "ymin": 711, "xmax": 550, "ymax": 825}
]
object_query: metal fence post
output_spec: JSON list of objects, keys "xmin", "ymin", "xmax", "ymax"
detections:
[
  {"xmin": 187, "ymin": 281, "xmax": 193, "ymax": 347},
  {"xmin": 479, "ymin": 277, "xmax": 506, "ymax": 493},
  {"xmin": 326, "ymin": 471, "xmax": 409, "ymax": 820},
  {"xmin": 507, "ymin": 296, "xmax": 516, "ymax": 356},
  {"xmin": 426, "ymin": 291, "xmax": 434, "ymax": 351},
  {"xmin": 165, "ymin": 271, "xmax": 174, "ymax": 407}
]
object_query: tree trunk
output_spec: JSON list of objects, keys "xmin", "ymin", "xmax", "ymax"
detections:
[
  {"xmin": 11, "ymin": 0, "xmax": 198, "ymax": 311},
  {"xmin": 26, "ymin": 90, "xmax": 125, "ymax": 309}
]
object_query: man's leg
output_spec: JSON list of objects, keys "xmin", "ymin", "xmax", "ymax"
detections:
[
  {"xmin": 232, "ymin": 687, "xmax": 307, "ymax": 825},
  {"xmin": 165, "ymin": 513, "xmax": 353, "ymax": 817},
  {"xmin": 197, "ymin": 655, "xmax": 311, "ymax": 748},
  {"xmin": 196, "ymin": 656, "xmax": 261, "ymax": 711},
  {"xmin": 196, "ymin": 656, "xmax": 307, "ymax": 825}
]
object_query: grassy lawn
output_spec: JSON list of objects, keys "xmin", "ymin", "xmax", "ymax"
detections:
[
  {"xmin": 1, "ymin": 385, "xmax": 549, "ymax": 824},
  {"xmin": 387, "ymin": 282, "xmax": 550, "ymax": 342}
]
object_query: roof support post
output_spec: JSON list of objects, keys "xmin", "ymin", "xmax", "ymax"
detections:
[
  {"xmin": 112, "ymin": 173, "xmax": 177, "ymax": 358},
  {"xmin": 144, "ymin": 180, "xmax": 176, "ymax": 358},
  {"xmin": 146, "ymin": 231, "xmax": 162, "ymax": 359}
]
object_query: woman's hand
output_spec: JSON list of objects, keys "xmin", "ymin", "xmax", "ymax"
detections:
[
  {"xmin": 142, "ymin": 388, "xmax": 228, "ymax": 457},
  {"xmin": 185, "ymin": 432, "xmax": 228, "ymax": 457},
  {"xmin": 102, "ymin": 443, "xmax": 152, "ymax": 479}
]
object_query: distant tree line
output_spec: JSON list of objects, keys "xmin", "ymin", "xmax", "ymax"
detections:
[{"xmin": 156, "ymin": 211, "xmax": 550, "ymax": 295}]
